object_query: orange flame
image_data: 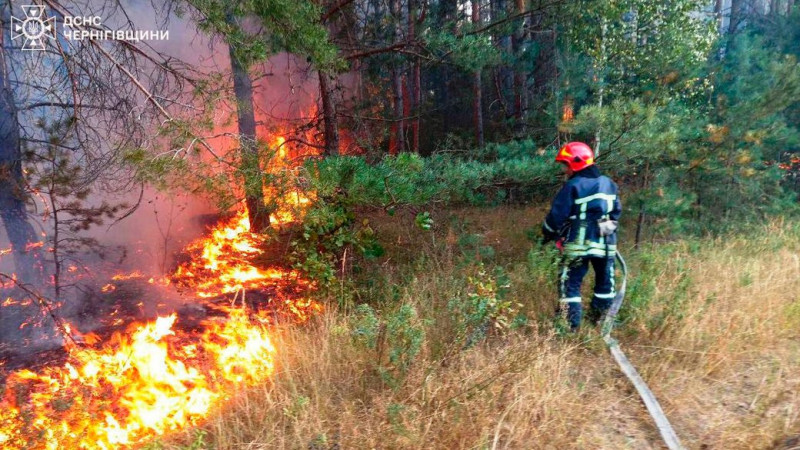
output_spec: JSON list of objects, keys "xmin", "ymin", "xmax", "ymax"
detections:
[
  {"xmin": 171, "ymin": 210, "xmax": 307, "ymax": 299},
  {"xmin": 0, "ymin": 207, "xmax": 321, "ymax": 449},
  {"xmin": 25, "ymin": 242, "xmax": 44, "ymax": 252},
  {"xmin": 0, "ymin": 310, "xmax": 276, "ymax": 449},
  {"xmin": 0, "ymin": 117, "xmax": 326, "ymax": 449}
]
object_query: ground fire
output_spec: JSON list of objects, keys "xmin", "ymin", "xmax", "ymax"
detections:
[
  {"xmin": 0, "ymin": 130, "xmax": 323, "ymax": 448},
  {"xmin": 0, "ymin": 206, "xmax": 321, "ymax": 449}
]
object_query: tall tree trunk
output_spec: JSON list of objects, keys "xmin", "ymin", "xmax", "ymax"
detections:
[
  {"xmin": 472, "ymin": 0, "xmax": 484, "ymax": 147},
  {"xmin": 435, "ymin": 0, "xmax": 458, "ymax": 145},
  {"xmin": 494, "ymin": 0, "xmax": 513, "ymax": 119},
  {"xmin": 714, "ymin": 0, "xmax": 724, "ymax": 33},
  {"xmin": 409, "ymin": 0, "xmax": 420, "ymax": 153},
  {"xmin": 389, "ymin": 0, "xmax": 405, "ymax": 154},
  {"xmin": 0, "ymin": 15, "xmax": 42, "ymax": 285},
  {"xmin": 227, "ymin": 12, "xmax": 270, "ymax": 232},
  {"xmin": 729, "ymin": 0, "xmax": 745, "ymax": 35},
  {"xmin": 512, "ymin": 0, "xmax": 527, "ymax": 134},
  {"xmin": 0, "ymin": 5, "xmax": 43, "ymax": 346},
  {"xmin": 319, "ymin": 71, "xmax": 340, "ymax": 156},
  {"xmin": 634, "ymin": 162, "xmax": 650, "ymax": 250},
  {"xmin": 594, "ymin": 18, "xmax": 607, "ymax": 158},
  {"xmin": 412, "ymin": 60, "xmax": 421, "ymax": 153},
  {"xmin": 530, "ymin": 11, "xmax": 556, "ymax": 130}
]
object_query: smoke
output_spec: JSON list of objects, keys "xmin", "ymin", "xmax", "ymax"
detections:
[
  {"xmin": 0, "ymin": 0, "xmax": 323, "ymax": 267},
  {"xmin": 0, "ymin": 0, "xmax": 324, "ymax": 357}
]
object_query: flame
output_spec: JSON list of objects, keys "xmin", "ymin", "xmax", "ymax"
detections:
[
  {"xmin": 25, "ymin": 242, "xmax": 44, "ymax": 252},
  {"xmin": 0, "ymin": 208, "xmax": 322, "ymax": 449},
  {"xmin": 111, "ymin": 271, "xmax": 144, "ymax": 281},
  {"xmin": 171, "ymin": 210, "xmax": 308, "ymax": 299},
  {"xmin": 0, "ymin": 310, "xmax": 277, "ymax": 449},
  {"xmin": 0, "ymin": 111, "xmax": 329, "ymax": 449}
]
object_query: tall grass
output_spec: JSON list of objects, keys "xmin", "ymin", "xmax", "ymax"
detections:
[{"xmin": 159, "ymin": 207, "xmax": 800, "ymax": 449}]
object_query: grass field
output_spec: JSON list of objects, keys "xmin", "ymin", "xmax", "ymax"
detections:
[{"xmin": 159, "ymin": 206, "xmax": 800, "ymax": 449}]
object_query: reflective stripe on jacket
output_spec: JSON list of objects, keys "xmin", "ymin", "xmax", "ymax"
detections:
[{"xmin": 542, "ymin": 167, "xmax": 621, "ymax": 258}]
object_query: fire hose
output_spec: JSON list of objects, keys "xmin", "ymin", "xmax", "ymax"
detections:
[{"xmin": 601, "ymin": 250, "xmax": 684, "ymax": 450}]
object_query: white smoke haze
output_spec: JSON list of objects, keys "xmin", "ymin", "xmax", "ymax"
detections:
[
  {"xmin": 0, "ymin": 0, "xmax": 322, "ymax": 278},
  {"xmin": 0, "ymin": 0, "xmax": 327, "ymax": 355}
]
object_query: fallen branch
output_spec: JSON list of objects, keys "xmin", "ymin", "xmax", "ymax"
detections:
[{"xmin": 0, "ymin": 272, "xmax": 79, "ymax": 348}]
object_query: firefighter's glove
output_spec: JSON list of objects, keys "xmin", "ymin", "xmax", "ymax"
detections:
[
  {"xmin": 540, "ymin": 224, "xmax": 559, "ymax": 245},
  {"xmin": 598, "ymin": 219, "xmax": 618, "ymax": 237}
]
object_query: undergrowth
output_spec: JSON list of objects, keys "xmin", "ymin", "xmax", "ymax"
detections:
[{"xmin": 161, "ymin": 207, "xmax": 800, "ymax": 449}]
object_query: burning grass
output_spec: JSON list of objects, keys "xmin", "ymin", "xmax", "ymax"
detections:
[
  {"xmin": 0, "ymin": 121, "xmax": 326, "ymax": 449},
  {"xmin": 0, "ymin": 310, "xmax": 275, "ymax": 449},
  {"xmin": 0, "ymin": 209, "xmax": 320, "ymax": 449}
]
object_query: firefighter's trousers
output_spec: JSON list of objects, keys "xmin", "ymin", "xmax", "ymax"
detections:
[{"xmin": 558, "ymin": 254, "xmax": 616, "ymax": 330}]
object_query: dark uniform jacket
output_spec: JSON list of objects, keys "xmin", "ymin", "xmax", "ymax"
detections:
[{"xmin": 541, "ymin": 166, "xmax": 621, "ymax": 258}]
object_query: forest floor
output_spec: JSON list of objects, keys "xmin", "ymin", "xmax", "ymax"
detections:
[{"xmin": 159, "ymin": 205, "xmax": 800, "ymax": 450}]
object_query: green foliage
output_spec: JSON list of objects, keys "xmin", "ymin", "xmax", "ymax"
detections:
[
  {"xmin": 305, "ymin": 149, "xmax": 557, "ymax": 209},
  {"xmin": 447, "ymin": 265, "xmax": 522, "ymax": 348},
  {"xmin": 350, "ymin": 303, "xmax": 426, "ymax": 389},
  {"xmin": 187, "ymin": 0, "xmax": 339, "ymax": 70},
  {"xmin": 386, "ymin": 402, "xmax": 413, "ymax": 437},
  {"xmin": 567, "ymin": 24, "xmax": 800, "ymax": 237},
  {"xmin": 561, "ymin": 0, "xmax": 715, "ymax": 102},
  {"xmin": 382, "ymin": 304, "xmax": 426, "ymax": 386},
  {"xmin": 121, "ymin": 148, "xmax": 189, "ymax": 190},
  {"xmin": 472, "ymin": 139, "xmax": 539, "ymax": 161},
  {"xmin": 414, "ymin": 212, "xmax": 433, "ymax": 230},
  {"xmin": 282, "ymin": 395, "xmax": 310, "ymax": 419},
  {"xmin": 621, "ymin": 250, "xmax": 659, "ymax": 326},
  {"xmin": 621, "ymin": 244, "xmax": 696, "ymax": 335},
  {"xmin": 287, "ymin": 186, "xmax": 386, "ymax": 288},
  {"xmin": 351, "ymin": 303, "xmax": 381, "ymax": 349},
  {"xmin": 25, "ymin": 119, "xmax": 128, "ymax": 296},
  {"xmin": 425, "ymin": 29, "xmax": 501, "ymax": 72},
  {"xmin": 291, "ymin": 149, "xmax": 557, "ymax": 285}
]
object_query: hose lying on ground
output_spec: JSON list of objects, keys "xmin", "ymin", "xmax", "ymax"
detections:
[{"xmin": 601, "ymin": 251, "xmax": 684, "ymax": 450}]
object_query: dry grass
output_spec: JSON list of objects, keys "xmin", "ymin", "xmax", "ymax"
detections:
[{"xmin": 161, "ymin": 207, "xmax": 800, "ymax": 450}]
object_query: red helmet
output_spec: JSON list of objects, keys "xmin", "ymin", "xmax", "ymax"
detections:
[{"xmin": 555, "ymin": 141, "xmax": 595, "ymax": 171}]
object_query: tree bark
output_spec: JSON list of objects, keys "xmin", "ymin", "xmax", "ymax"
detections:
[
  {"xmin": 434, "ymin": 0, "xmax": 458, "ymax": 146},
  {"xmin": 227, "ymin": 12, "xmax": 270, "ymax": 232},
  {"xmin": 0, "ymin": 5, "xmax": 43, "ymax": 346},
  {"xmin": 389, "ymin": 0, "xmax": 405, "ymax": 154},
  {"xmin": 729, "ymin": 0, "xmax": 745, "ymax": 35},
  {"xmin": 530, "ymin": 11, "xmax": 556, "ymax": 117},
  {"xmin": 594, "ymin": 18, "xmax": 607, "ymax": 158},
  {"xmin": 319, "ymin": 71, "xmax": 340, "ymax": 156},
  {"xmin": 634, "ymin": 162, "xmax": 650, "ymax": 250},
  {"xmin": 512, "ymin": 0, "xmax": 527, "ymax": 134},
  {"xmin": 472, "ymin": 0, "xmax": 484, "ymax": 147},
  {"xmin": 0, "ymin": 14, "xmax": 42, "ymax": 285},
  {"xmin": 496, "ymin": 0, "xmax": 513, "ymax": 118},
  {"xmin": 409, "ymin": 0, "xmax": 420, "ymax": 153},
  {"xmin": 412, "ymin": 61, "xmax": 421, "ymax": 153},
  {"xmin": 714, "ymin": 0, "xmax": 724, "ymax": 33}
]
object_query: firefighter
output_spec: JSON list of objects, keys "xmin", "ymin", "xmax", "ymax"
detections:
[{"xmin": 541, "ymin": 141, "xmax": 621, "ymax": 331}]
